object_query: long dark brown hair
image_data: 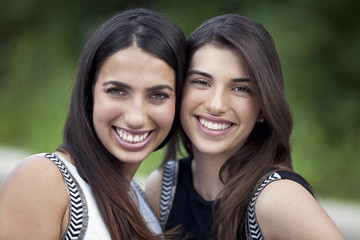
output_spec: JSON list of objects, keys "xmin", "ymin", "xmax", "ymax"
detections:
[
  {"xmin": 58, "ymin": 8, "xmax": 186, "ymax": 240},
  {"xmin": 163, "ymin": 14, "xmax": 303, "ymax": 239}
]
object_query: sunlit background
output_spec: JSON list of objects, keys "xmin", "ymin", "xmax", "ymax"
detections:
[{"xmin": 1, "ymin": 0, "xmax": 359, "ymax": 226}]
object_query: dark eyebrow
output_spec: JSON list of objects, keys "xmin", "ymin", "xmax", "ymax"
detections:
[
  {"xmin": 187, "ymin": 70, "xmax": 213, "ymax": 79},
  {"xmin": 231, "ymin": 78, "xmax": 251, "ymax": 83},
  {"xmin": 146, "ymin": 85, "xmax": 174, "ymax": 92},
  {"xmin": 101, "ymin": 81, "xmax": 173, "ymax": 92},
  {"xmin": 102, "ymin": 81, "xmax": 132, "ymax": 90}
]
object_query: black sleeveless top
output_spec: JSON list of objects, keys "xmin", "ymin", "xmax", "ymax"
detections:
[{"xmin": 161, "ymin": 158, "xmax": 313, "ymax": 240}]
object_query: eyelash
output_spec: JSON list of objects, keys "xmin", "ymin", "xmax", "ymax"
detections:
[
  {"xmin": 149, "ymin": 92, "xmax": 170, "ymax": 101},
  {"xmin": 105, "ymin": 88, "xmax": 170, "ymax": 102},
  {"xmin": 191, "ymin": 79, "xmax": 210, "ymax": 87},
  {"xmin": 190, "ymin": 79, "xmax": 252, "ymax": 94},
  {"xmin": 106, "ymin": 87, "xmax": 125, "ymax": 96},
  {"xmin": 233, "ymin": 86, "xmax": 251, "ymax": 94}
]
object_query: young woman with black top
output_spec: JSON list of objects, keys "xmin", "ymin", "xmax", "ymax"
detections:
[{"xmin": 145, "ymin": 14, "xmax": 344, "ymax": 240}]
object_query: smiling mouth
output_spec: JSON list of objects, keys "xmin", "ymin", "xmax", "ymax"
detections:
[
  {"xmin": 198, "ymin": 117, "xmax": 232, "ymax": 131},
  {"xmin": 115, "ymin": 128, "xmax": 150, "ymax": 143}
]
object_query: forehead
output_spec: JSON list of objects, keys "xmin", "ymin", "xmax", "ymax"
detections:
[
  {"xmin": 189, "ymin": 45, "xmax": 248, "ymax": 78},
  {"xmin": 101, "ymin": 47, "xmax": 167, "ymax": 70},
  {"xmin": 96, "ymin": 46, "xmax": 175, "ymax": 87}
]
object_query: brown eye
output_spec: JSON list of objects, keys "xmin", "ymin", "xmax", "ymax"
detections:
[
  {"xmin": 148, "ymin": 92, "xmax": 170, "ymax": 104},
  {"xmin": 191, "ymin": 79, "xmax": 210, "ymax": 87},
  {"xmin": 106, "ymin": 88, "xmax": 126, "ymax": 96},
  {"xmin": 233, "ymin": 86, "xmax": 251, "ymax": 94},
  {"xmin": 150, "ymin": 92, "xmax": 169, "ymax": 99}
]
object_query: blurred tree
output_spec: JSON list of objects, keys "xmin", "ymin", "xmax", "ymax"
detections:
[
  {"xmin": 0, "ymin": 0, "xmax": 359, "ymax": 201},
  {"xmin": 0, "ymin": 0, "xmax": 150, "ymax": 150},
  {"xmin": 152, "ymin": 0, "xmax": 360, "ymax": 201}
]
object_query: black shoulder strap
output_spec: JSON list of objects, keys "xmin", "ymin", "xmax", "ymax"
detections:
[{"xmin": 159, "ymin": 160, "xmax": 179, "ymax": 228}]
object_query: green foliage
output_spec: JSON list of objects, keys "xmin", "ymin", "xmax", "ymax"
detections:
[{"xmin": 0, "ymin": 0, "xmax": 359, "ymax": 201}]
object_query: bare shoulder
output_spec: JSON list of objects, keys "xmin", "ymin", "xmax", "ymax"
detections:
[
  {"xmin": 144, "ymin": 168, "xmax": 164, "ymax": 219},
  {"xmin": 0, "ymin": 154, "xmax": 69, "ymax": 239},
  {"xmin": 1, "ymin": 154, "xmax": 65, "ymax": 189},
  {"xmin": 255, "ymin": 179, "xmax": 345, "ymax": 240}
]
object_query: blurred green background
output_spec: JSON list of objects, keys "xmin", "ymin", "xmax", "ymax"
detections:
[{"xmin": 0, "ymin": 0, "xmax": 359, "ymax": 202}]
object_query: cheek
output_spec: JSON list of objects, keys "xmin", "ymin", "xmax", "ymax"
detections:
[
  {"xmin": 180, "ymin": 88, "xmax": 199, "ymax": 115},
  {"xmin": 180, "ymin": 89, "xmax": 199, "ymax": 134},
  {"xmin": 234, "ymin": 99, "xmax": 261, "ymax": 123},
  {"xmin": 151, "ymin": 100, "xmax": 176, "ymax": 131},
  {"xmin": 248, "ymin": 99, "xmax": 261, "ymax": 119},
  {"xmin": 93, "ymin": 96, "xmax": 121, "ymax": 125}
]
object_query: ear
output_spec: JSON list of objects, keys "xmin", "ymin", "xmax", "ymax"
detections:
[{"xmin": 256, "ymin": 111, "xmax": 265, "ymax": 123}]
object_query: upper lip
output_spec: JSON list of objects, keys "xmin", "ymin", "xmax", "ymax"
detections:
[{"xmin": 196, "ymin": 114, "xmax": 234, "ymax": 125}]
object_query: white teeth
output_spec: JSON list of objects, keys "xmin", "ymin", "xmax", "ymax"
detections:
[
  {"xmin": 199, "ymin": 117, "xmax": 231, "ymax": 131},
  {"xmin": 116, "ymin": 129, "xmax": 150, "ymax": 143}
]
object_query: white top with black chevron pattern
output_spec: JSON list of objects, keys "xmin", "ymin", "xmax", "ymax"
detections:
[
  {"xmin": 59, "ymin": 154, "xmax": 111, "ymax": 239},
  {"xmin": 57, "ymin": 154, "xmax": 162, "ymax": 238}
]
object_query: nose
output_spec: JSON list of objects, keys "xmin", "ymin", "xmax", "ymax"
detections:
[
  {"xmin": 205, "ymin": 88, "xmax": 227, "ymax": 115},
  {"xmin": 124, "ymin": 97, "xmax": 148, "ymax": 129}
]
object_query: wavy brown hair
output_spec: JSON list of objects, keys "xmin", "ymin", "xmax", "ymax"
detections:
[
  {"xmin": 163, "ymin": 14, "xmax": 308, "ymax": 239},
  {"xmin": 58, "ymin": 8, "xmax": 186, "ymax": 240}
]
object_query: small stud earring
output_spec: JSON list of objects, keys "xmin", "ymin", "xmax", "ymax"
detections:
[{"xmin": 258, "ymin": 118, "xmax": 264, "ymax": 123}]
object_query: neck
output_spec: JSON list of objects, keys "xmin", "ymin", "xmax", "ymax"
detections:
[
  {"xmin": 120, "ymin": 162, "xmax": 141, "ymax": 184},
  {"xmin": 191, "ymin": 149, "xmax": 228, "ymax": 201}
]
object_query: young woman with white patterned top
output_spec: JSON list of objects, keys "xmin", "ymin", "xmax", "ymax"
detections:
[{"xmin": 0, "ymin": 8, "xmax": 186, "ymax": 240}]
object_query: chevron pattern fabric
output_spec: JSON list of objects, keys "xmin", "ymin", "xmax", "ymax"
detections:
[
  {"xmin": 132, "ymin": 180, "xmax": 145, "ymax": 199},
  {"xmin": 246, "ymin": 172, "xmax": 282, "ymax": 240},
  {"xmin": 44, "ymin": 153, "xmax": 88, "ymax": 240},
  {"xmin": 159, "ymin": 160, "xmax": 178, "ymax": 227}
]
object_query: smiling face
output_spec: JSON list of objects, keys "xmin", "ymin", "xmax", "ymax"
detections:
[
  {"xmin": 180, "ymin": 44, "xmax": 262, "ymax": 161},
  {"xmin": 92, "ymin": 46, "xmax": 175, "ymax": 168}
]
